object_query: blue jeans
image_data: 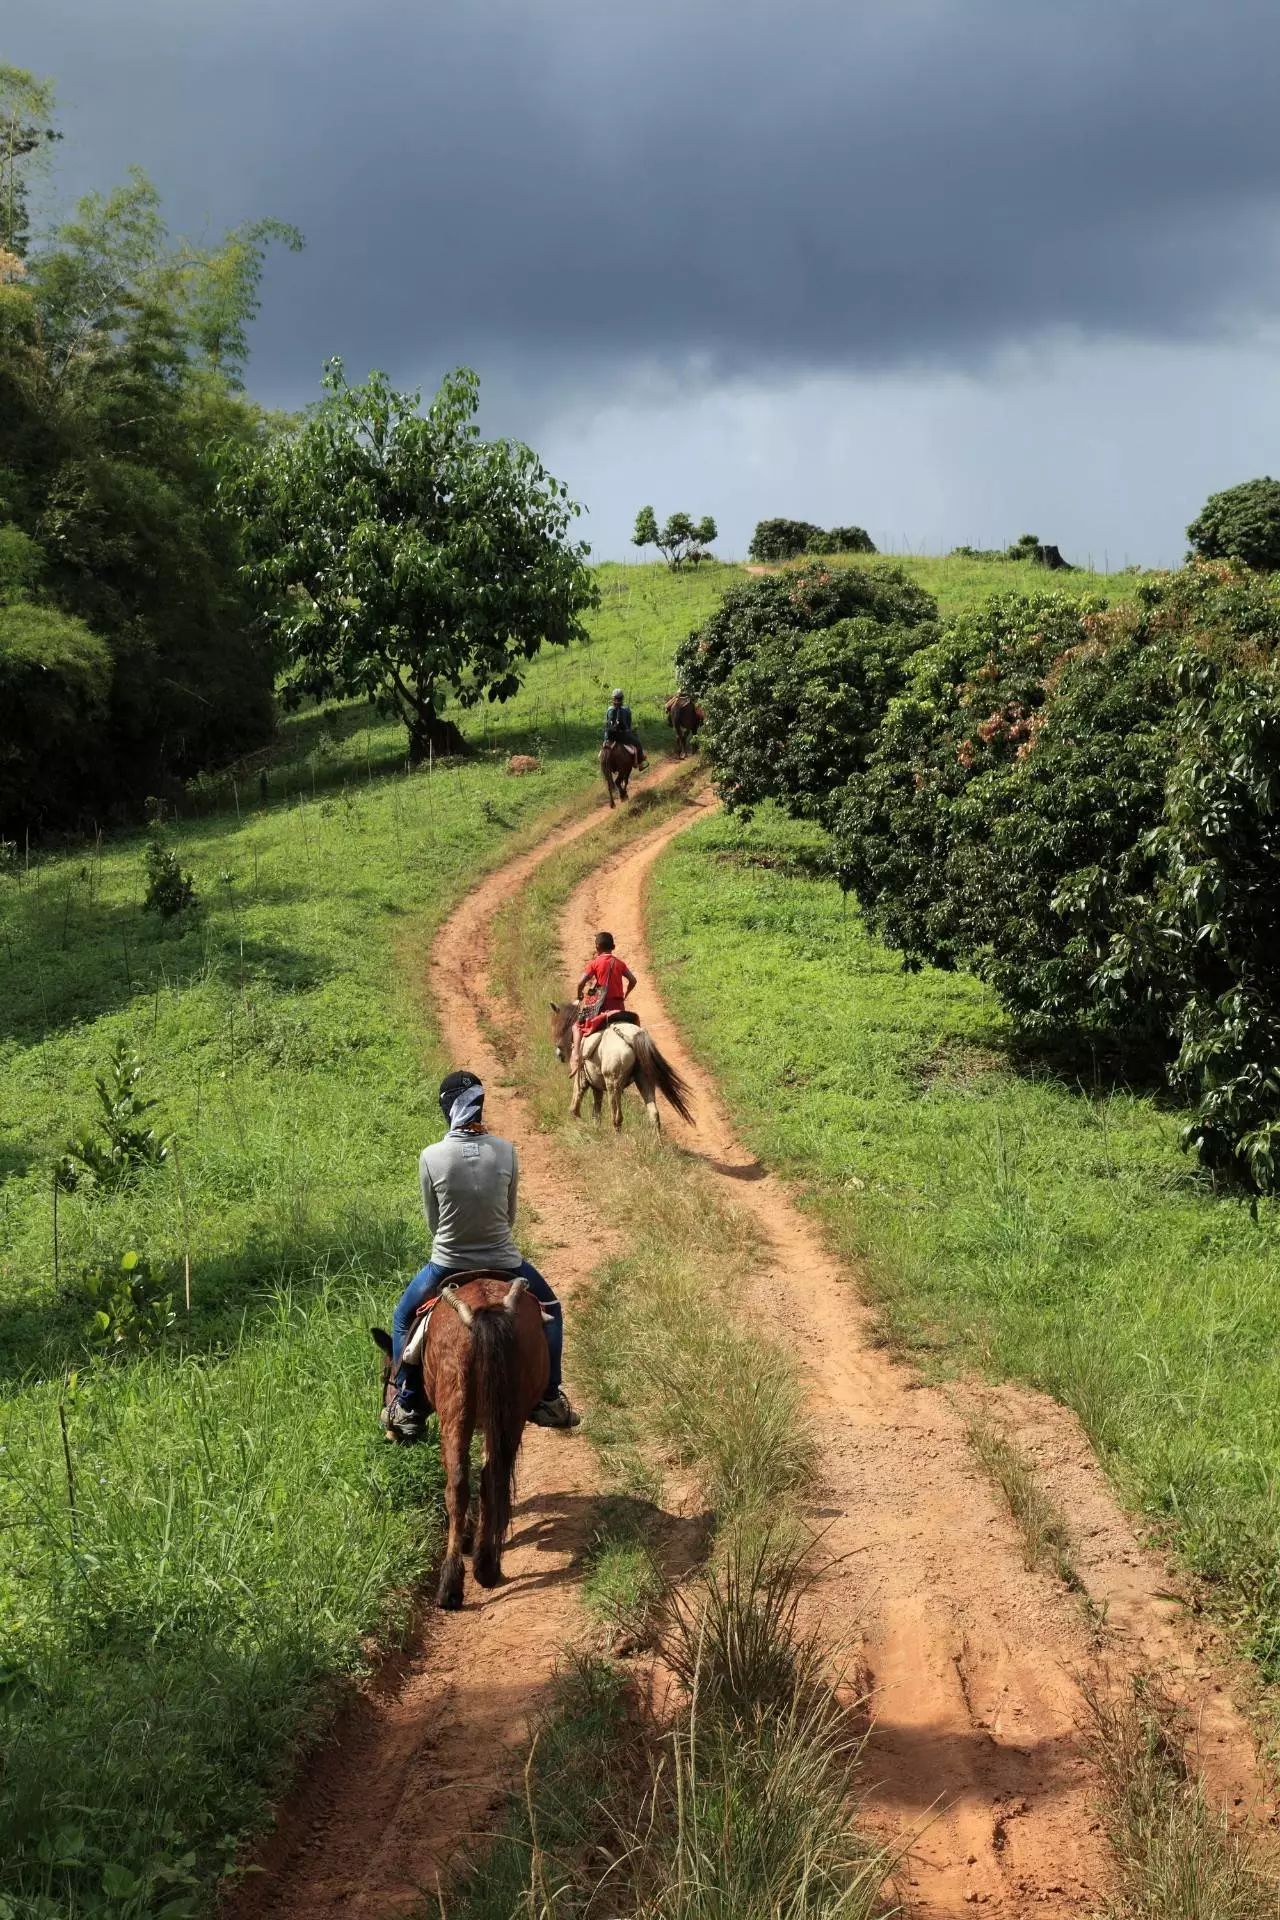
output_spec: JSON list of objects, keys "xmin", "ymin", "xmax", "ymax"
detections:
[{"xmin": 392, "ymin": 1258, "xmax": 562, "ymax": 1414}]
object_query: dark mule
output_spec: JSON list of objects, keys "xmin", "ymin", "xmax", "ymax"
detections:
[
  {"xmin": 664, "ymin": 693, "xmax": 703, "ymax": 758},
  {"xmin": 372, "ymin": 1274, "xmax": 550, "ymax": 1609},
  {"xmin": 600, "ymin": 740, "xmax": 636, "ymax": 808},
  {"xmin": 549, "ymin": 1002, "xmax": 694, "ymax": 1132}
]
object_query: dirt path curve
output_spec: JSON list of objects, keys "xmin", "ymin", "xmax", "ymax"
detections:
[
  {"xmin": 566, "ymin": 795, "xmax": 1272, "ymax": 1919},
  {"xmin": 226, "ymin": 764, "xmax": 692, "ymax": 1920}
]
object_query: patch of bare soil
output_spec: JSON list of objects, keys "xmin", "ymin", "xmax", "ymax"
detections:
[
  {"xmin": 224, "ymin": 764, "xmax": 686, "ymax": 1920},
  {"xmin": 562, "ymin": 798, "xmax": 1274, "ymax": 1918}
]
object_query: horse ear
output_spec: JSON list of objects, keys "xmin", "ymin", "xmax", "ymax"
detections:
[
  {"xmin": 550, "ymin": 1001, "xmax": 561, "ymax": 1012},
  {"xmin": 370, "ymin": 1326, "xmax": 393, "ymax": 1356}
]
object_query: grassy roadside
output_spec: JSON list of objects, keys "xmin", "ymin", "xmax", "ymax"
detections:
[
  {"xmin": 0, "ymin": 566, "xmax": 731, "ymax": 1919},
  {"xmin": 647, "ymin": 803, "xmax": 1280, "ymax": 1694},
  {"xmin": 444, "ymin": 785, "xmax": 892, "ymax": 1919}
]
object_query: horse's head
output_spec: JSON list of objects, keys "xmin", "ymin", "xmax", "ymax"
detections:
[
  {"xmin": 370, "ymin": 1326, "xmax": 395, "ymax": 1417},
  {"xmin": 549, "ymin": 1001, "xmax": 578, "ymax": 1061}
]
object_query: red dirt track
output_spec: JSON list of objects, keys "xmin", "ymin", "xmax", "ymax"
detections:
[{"xmin": 227, "ymin": 765, "xmax": 1272, "ymax": 1920}]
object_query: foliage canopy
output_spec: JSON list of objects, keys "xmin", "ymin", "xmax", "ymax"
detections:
[{"xmin": 226, "ymin": 362, "xmax": 598, "ymax": 759}]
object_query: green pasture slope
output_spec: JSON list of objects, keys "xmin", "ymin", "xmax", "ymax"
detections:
[
  {"xmin": 0, "ymin": 561, "xmax": 727, "ymax": 1918},
  {"xmin": 651, "ymin": 806, "xmax": 1280, "ymax": 1681}
]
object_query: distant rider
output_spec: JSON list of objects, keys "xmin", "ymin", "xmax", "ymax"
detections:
[
  {"xmin": 384, "ymin": 1070, "xmax": 580, "ymax": 1441},
  {"xmin": 569, "ymin": 931, "xmax": 637, "ymax": 1078},
  {"xmin": 603, "ymin": 689, "xmax": 647, "ymax": 770}
]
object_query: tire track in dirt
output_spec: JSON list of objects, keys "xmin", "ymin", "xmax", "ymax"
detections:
[
  {"xmin": 225, "ymin": 764, "xmax": 691, "ymax": 1920},
  {"xmin": 564, "ymin": 794, "xmax": 1273, "ymax": 1918}
]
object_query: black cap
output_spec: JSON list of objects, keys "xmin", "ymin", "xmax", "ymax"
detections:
[{"xmin": 439, "ymin": 1069, "xmax": 483, "ymax": 1122}]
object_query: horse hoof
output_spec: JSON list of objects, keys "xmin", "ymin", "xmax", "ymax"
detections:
[
  {"xmin": 472, "ymin": 1551, "xmax": 503, "ymax": 1589},
  {"xmin": 436, "ymin": 1559, "xmax": 465, "ymax": 1609}
]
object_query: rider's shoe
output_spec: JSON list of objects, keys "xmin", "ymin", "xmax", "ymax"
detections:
[
  {"xmin": 381, "ymin": 1400, "xmax": 426, "ymax": 1444},
  {"xmin": 529, "ymin": 1390, "xmax": 581, "ymax": 1430}
]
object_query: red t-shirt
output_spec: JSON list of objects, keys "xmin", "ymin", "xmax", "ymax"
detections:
[{"xmin": 583, "ymin": 952, "xmax": 628, "ymax": 1014}]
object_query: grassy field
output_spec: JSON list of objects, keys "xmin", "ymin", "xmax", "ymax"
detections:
[
  {"xmin": 744, "ymin": 548, "xmax": 1146, "ymax": 614},
  {"xmin": 0, "ymin": 550, "xmax": 1179, "ymax": 1914},
  {"xmin": 0, "ymin": 562, "xmax": 728, "ymax": 1918},
  {"xmin": 649, "ymin": 804, "xmax": 1280, "ymax": 1688}
]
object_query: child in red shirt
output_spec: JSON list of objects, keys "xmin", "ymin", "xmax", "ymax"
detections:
[{"xmin": 570, "ymin": 931, "xmax": 637, "ymax": 1075}]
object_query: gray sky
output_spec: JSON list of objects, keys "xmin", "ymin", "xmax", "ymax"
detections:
[{"xmin": 12, "ymin": 0, "xmax": 1280, "ymax": 563}]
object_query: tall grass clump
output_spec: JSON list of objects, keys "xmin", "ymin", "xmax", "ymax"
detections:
[
  {"xmin": 448, "ymin": 1539, "xmax": 890, "ymax": 1920},
  {"xmin": 1084, "ymin": 1675, "xmax": 1277, "ymax": 1920}
]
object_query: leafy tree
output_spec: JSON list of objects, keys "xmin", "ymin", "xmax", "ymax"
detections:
[
  {"xmin": 0, "ymin": 85, "xmax": 298, "ymax": 836},
  {"xmin": 633, "ymin": 504, "xmax": 659, "ymax": 551},
  {"xmin": 1187, "ymin": 477, "xmax": 1280, "ymax": 572},
  {"xmin": 632, "ymin": 505, "xmax": 717, "ymax": 568},
  {"xmin": 226, "ymin": 361, "xmax": 597, "ymax": 760},
  {"xmin": 808, "ymin": 525, "xmax": 877, "ymax": 556},
  {"xmin": 748, "ymin": 518, "xmax": 823, "ymax": 563},
  {"xmin": 675, "ymin": 560, "xmax": 936, "ymax": 703},
  {"xmin": 701, "ymin": 618, "xmax": 922, "ymax": 825},
  {"xmin": 829, "ymin": 562, "xmax": 1280, "ymax": 1189},
  {"xmin": 0, "ymin": 600, "xmax": 112, "ymax": 825},
  {"xmin": 0, "ymin": 66, "xmax": 60, "ymax": 257}
]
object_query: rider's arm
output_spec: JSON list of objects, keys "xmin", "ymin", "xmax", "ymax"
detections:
[
  {"xmin": 419, "ymin": 1153, "xmax": 440, "ymax": 1235},
  {"xmin": 508, "ymin": 1146, "xmax": 519, "ymax": 1228},
  {"xmin": 621, "ymin": 964, "xmax": 637, "ymax": 997}
]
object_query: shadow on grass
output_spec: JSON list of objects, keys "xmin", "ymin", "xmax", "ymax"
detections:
[{"xmin": 0, "ymin": 1206, "xmax": 424, "ymax": 1388}]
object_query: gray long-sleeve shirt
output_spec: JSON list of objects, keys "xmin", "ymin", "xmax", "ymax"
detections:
[{"xmin": 419, "ymin": 1133, "xmax": 522, "ymax": 1271}]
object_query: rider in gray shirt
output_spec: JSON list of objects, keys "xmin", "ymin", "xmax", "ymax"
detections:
[
  {"xmin": 420, "ymin": 1130, "xmax": 522, "ymax": 1271},
  {"xmin": 385, "ymin": 1070, "xmax": 579, "ymax": 1440}
]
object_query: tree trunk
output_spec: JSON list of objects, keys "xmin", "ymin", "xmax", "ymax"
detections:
[{"xmin": 407, "ymin": 710, "xmax": 469, "ymax": 763}]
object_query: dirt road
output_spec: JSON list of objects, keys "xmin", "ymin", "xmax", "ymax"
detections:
[
  {"xmin": 231, "ymin": 770, "xmax": 1269, "ymax": 1920},
  {"xmin": 566, "ymin": 797, "xmax": 1270, "ymax": 1917}
]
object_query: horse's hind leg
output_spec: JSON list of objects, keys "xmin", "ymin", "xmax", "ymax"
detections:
[
  {"xmin": 591, "ymin": 1082, "xmax": 603, "ymax": 1122},
  {"xmin": 635, "ymin": 1063, "xmax": 662, "ymax": 1131},
  {"xmin": 436, "ymin": 1416, "xmax": 471, "ymax": 1610},
  {"xmin": 474, "ymin": 1453, "xmax": 509, "ymax": 1588},
  {"xmin": 609, "ymin": 1072, "xmax": 624, "ymax": 1130}
]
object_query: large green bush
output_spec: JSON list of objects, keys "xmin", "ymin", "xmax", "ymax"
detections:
[
  {"xmin": 675, "ymin": 561, "xmax": 935, "ymax": 703},
  {"xmin": 747, "ymin": 519, "xmax": 877, "ymax": 563},
  {"xmin": 829, "ymin": 562, "xmax": 1280, "ymax": 1187},
  {"xmin": 1187, "ymin": 478, "xmax": 1280, "ymax": 572},
  {"xmin": 700, "ymin": 617, "xmax": 926, "ymax": 826}
]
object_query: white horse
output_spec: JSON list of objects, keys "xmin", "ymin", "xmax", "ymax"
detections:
[{"xmin": 549, "ymin": 1003, "xmax": 693, "ymax": 1133}]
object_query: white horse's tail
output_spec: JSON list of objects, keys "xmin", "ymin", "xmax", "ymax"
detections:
[{"xmin": 629, "ymin": 1027, "xmax": 694, "ymax": 1125}]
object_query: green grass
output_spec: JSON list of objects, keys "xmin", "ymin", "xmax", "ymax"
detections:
[
  {"xmin": 649, "ymin": 804, "xmax": 1280, "ymax": 1687},
  {"xmin": 742, "ymin": 549, "xmax": 1145, "ymax": 617},
  {"xmin": 0, "ymin": 561, "xmax": 729, "ymax": 1918}
]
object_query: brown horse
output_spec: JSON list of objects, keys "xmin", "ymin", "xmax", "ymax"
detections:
[
  {"xmin": 600, "ymin": 739, "xmax": 636, "ymax": 807},
  {"xmin": 664, "ymin": 693, "xmax": 703, "ymax": 758},
  {"xmin": 550, "ymin": 1003, "xmax": 694, "ymax": 1132},
  {"xmin": 371, "ymin": 1274, "xmax": 549, "ymax": 1609}
]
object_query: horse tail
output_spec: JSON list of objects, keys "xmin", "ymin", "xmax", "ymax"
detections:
[
  {"xmin": 630, "ymin": 1028, "xmax": 695, "ymax": 1125},
  {"xmin": 471, "ymin": 1306, "xmax": 524, "ymax": 1546}
]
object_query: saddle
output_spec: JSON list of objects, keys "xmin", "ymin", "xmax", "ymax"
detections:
[{"xmin": 401, "ymin": 1271, "xmax": 552, "ymax": 1368}]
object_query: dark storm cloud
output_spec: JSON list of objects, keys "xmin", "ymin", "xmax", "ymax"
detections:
[{"xmin": 13, "ymin": 0, "xmax": 1280, "ymax": 399}]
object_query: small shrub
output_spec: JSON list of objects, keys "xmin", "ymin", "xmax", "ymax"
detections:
[
  {"xmin": 65, "ymin": 1248, "xmax": 176, "ymax": 1352},
  {"xmin": 748, "ymin": 518, "xmax": 822, "ymax": 563},
  {"xmin": 143, "ymin": 832, "xmax": 197, "ymax": 917},
  {"xmin": 1187, "ymin": 476, "xmax": 1280, "ymax": 572},
  {"xmin": 57, "ymin": 1040, "xmax": 171, "ymax": 1192}
]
